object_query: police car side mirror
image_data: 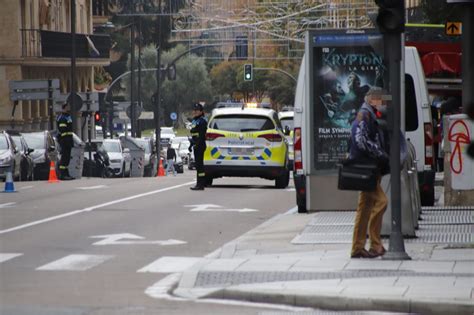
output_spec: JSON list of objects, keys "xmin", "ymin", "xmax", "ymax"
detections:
[{"xmin": 28, "ymin": 148, "xmax": 34, "ymax": 155}]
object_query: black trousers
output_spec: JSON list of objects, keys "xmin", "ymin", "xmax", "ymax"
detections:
[
  {"xmin": 193, "ymin": 146, "xmax": 206, "ymax": 186},
  {"xmin": 59, "ymin": 138, "xmax": 73, "ymax": 174}
]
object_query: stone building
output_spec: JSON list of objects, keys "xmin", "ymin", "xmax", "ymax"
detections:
[{"xmin": 0, "ymin": 0, "xmax": 110, "ymax": 133}]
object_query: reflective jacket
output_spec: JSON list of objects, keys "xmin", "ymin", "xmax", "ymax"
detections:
[
  {"xmin": 56, "ymin": 113, "xmax": 73, "ymax": 142},
  {"xmin": 190, "ymin": 114, "xmax": 207, "ymax": 149}
]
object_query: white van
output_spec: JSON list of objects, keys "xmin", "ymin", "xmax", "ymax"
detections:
[{"xmin": 293, "ymin": 33, "xmax": 435, "ymax": 213}]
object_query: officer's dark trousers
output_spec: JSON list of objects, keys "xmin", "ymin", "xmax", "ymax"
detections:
[
  {"xmin": 194, "ymin": 146, "xmax": 206, "ymax": 187},
  {"xmin": 59, "ymin": 139, "xmax": 73, "ymax": 176}
]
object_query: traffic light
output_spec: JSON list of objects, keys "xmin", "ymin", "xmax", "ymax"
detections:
[
  {"xmin": 244, "ymin": 64, "xmax": 252, "ymax": 81},
  {"xmin": 94, "ymin": 112, "xmax": 101, "ymax": 124},
  {"xmin": 375, "ymin": 0, "xmax": 405, "ymax": 34}
]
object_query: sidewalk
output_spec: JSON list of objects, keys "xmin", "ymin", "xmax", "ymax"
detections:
[{"xmin": 171, "ymin": 182, "xmax": 474, "ymax": 314}]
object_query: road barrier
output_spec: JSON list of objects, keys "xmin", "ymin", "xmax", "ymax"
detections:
[
  {"xmin": 2, "ymin": 167, "xmax": 16, "ymax": 193},
  {"xmin": 48, "ymin": 161, "xmax": 60, "ymax": 183},
  {"xmin": 157, "ymin": 159, "xmax": 165, "ymax": 177}
]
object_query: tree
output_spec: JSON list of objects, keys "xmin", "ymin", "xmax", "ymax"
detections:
[
  {"xmin": 123, "ymin": 44, "xmax": 212, "ymax": 127},
  {"xmin": 420, "ymin": 0, "xmax": 463, "ymax": 24}
]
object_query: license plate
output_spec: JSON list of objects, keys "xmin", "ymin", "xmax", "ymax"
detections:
[{"xmin": 228, "ymin": 148, "xmax": 254, "ymax": 155}]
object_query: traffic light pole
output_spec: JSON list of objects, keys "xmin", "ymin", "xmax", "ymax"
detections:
[{"xmin": 383, "ymin": 32, "xmax": 410, "ymax": 261}]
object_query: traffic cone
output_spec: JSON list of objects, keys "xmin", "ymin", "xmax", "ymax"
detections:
[
  {"xmin": 2, "ymin": 167, "xmax": 16, "ymax": 193},
  {"xmin": 156, "ymin": 159, "xmax": 165, "ymax": 177},
  {"xmin": 48, "ymin": 161, "xmax": 60, "ymax": 183}
]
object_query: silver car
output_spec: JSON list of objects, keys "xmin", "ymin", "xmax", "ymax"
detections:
[{"xmin": 0, "ymin": 131, "xmax": 22, "ymax": 181}]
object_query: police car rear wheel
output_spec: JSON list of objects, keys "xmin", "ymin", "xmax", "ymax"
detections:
[{"xmin": 275, "ymin": 170, "xmax": 290, "ymax": 189}]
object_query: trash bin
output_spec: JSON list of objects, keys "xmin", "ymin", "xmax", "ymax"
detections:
[
  {"xmin": 69, "ymin": 133, "xmax": 85, "ymax": 179},
  {"xmin": 120, "ymin": 136, "xmax": 145, "ymax": 177}
]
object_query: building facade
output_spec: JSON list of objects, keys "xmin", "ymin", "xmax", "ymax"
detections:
[{"xmin": 0, "ymin": 0, "xmax": 110, "ymax": 132}]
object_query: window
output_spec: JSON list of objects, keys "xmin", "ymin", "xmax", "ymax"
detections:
[
  {"xmin": 209, "ymin": 115, "xmax": 275, "ymax": 132},
  {"xmin": 0, "ymin": 135, "xmax": 8, "ymax": 150},
  {"xmin": 103, "ymin": 141, "xmax": 121, "ymax": 153},
  {"xmin": 405, "ymin": 74, "xmax": 419, "ymax": 132},
  {"xmin": 23, "ymin": 133, "xmax": 45, "ymax": 149},
  {"xmin": 280, "ymin": 117, "xmax": 294, "ymax": 131}
]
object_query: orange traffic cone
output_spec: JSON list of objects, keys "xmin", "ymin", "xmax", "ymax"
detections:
[
  {"xmin": 156, "ymin": 159, "xmax": 165, "ymax": 177},
  {"xmin": 48, "ymin": 161, "xmax": 60, "ymax": 183}
]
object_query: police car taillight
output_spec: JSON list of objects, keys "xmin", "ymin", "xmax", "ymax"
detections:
[
  {"xmin": 206, "ymin": 132, "xmax": 224, "ymax": 141},
  {"xmin": 294, "ymin": 128, "xmax": 302, "ymax": 171},
  {"xmin": 258, "ymin": 133, "xmax": 282, "ymax": 142},
  {"xmin": 424, "ymin": 122, "xmax": 434, "ymax": 168}
]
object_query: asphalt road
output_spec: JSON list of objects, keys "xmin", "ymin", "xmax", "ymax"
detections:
[{"xmin": 0, "ymin": 171, "xmax": 299, "ymax": 315}]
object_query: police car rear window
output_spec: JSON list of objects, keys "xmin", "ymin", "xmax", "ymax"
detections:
[{"xmin": 209, "ymin": 115, "xmax": 275, "ymax": 132}]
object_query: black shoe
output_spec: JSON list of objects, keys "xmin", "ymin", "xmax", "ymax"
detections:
[{"xmin": 190, "ymin": 186, "xmax": 204, "ymax": 191}]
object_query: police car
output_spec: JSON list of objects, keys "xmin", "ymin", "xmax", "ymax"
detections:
[
  {"xmin": 278, "ymin": 107, "xmax": 294, "ymax": 170},
  {"xmin": 204, "ymin": 103, "xmax": 290, "ymax": 188}
]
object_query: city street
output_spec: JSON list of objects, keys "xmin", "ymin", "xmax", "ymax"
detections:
[{"xmin": 0, "ymin": 172, "xmax": 299, "ymax": 315}]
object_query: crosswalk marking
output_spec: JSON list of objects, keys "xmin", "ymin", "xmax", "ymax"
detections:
[
  {"xmin": 0, "ymin": 253, "xmax": 22, "ymax": 263},
  {"xmin": 36, "ymin": 254, "xmax": 113, "ymax": 271},
  {"xmin": 137, "ymin": 256, "xmax": 201, "ymax": 273}
]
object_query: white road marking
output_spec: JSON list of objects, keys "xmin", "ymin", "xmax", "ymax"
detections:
[
  {"xmin": 19, "ymin": 186, "xmax": 33, "ymax": 190},
  {"xmin": 184, "ymin": 204, "xmax": 258, "ymax": 213},
  {"xmin": 36, "ymin": 254, "xmax": 113, "ymax": 271},
  {"xmin": 285, "ymin": 188, "xmax": 295, "ymax": 192},
  {"xmin": 137, "ymin": 256, "xmax": 201, "ymax": 273},
  {"xmin": 0, "ymin": 181, "xmax": 195, "ymax": 235},
  {"xmin": 90, "ymin": 233, "xmax": 186, "ymax": 246},
  {"xmin": 77, "ymin": 185, "xmax": 108, "ymax": 190},
  {"xmin": 0, "ymin": 253, "xmax": 23, "ymax": 263},
  {"xmin": 0, "ymin": 202, "xmax": 16, "ymax": 209}
]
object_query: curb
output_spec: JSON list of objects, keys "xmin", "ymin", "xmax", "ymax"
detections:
[{"xmin": 204, "ymin": 286, "xmax": 474, "ymax": 315}]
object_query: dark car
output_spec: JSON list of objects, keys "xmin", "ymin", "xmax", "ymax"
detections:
[
  {"xmin": 8, "ymin": 131, "xmax": 35, "ymax": 181},
  {"xmin": 22, "ymin": 131, "xmax": 59, "ymax": 180}
]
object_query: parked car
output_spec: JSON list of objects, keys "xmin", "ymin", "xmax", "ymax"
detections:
[
  {"xmin": 0, "ymin": 131, "xmax": 22, "ymax": 181},
  {"xmin": 102, "ymin": 139, "xmax": 131, "ymax": 177},
  {"xmin": 159, "ymin": 127, "xmax": 176, "ymax": 146},
  {"xmin": 135, "ymin": 138, "xmax": 157, "ymax": 177},
  {"xmin": 8, "ymin": 130, "xmax": 35, "ymax": 181},
  {"xmin": 178, "ymin": 139, "xmax": 191, "ymax": 163},
  {"xmin": 22, "ymin": 131, "xmax": 59, "ymax": 180}
]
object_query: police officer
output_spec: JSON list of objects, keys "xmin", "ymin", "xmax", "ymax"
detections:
[
  {"xmin": 189, "ymin": 103, "xmax": 207, "ymax": 190},
  {"xmin": 56, "ymin": 103, "xmax": 74, "ymax": 180}
]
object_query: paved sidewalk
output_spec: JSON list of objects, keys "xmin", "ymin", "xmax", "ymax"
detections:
[{"xmin": 172, "ymin": 205, "xmax": 474, "ymax": 314}]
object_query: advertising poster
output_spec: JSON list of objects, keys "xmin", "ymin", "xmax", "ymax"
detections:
[{"xmin": 312, "ymin": 34, "xmax": 385, "ymax": 171}]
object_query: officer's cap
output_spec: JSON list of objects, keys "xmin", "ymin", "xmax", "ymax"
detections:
[{"xmin": 192, "ymin": 103, "xmax": 204, "ymax": 111}]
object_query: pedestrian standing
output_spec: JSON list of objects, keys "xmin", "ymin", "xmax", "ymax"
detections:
[
  {"xmin": 165, "ymin": 146, "xmax": 177, "ymax": 176},
  {"xmin": 189, "ymin": 103, "xmax": 207, "ymax": 190},
  {"xmin": 349, "ymin": 87, "xmax": 389, "ymax": 258},
  {"xmin": 56, "ymin": 103, "xmax": 74, "ymax": 180}
]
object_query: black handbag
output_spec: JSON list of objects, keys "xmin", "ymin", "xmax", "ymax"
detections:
[{"xmin": 337, "ymin": 158, "xmax": 378, "ymax": 191}]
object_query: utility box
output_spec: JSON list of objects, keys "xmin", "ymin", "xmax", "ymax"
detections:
[
  {"xmin": 69, "ymin": 134, "xmax": 85, "ymax": 179},
  {"xmin": 447, "ymin": 114, "xmax": 474, "ymax": 190},
  {"xmin": 120, "ymin": 136, "xmax": 145, "ymax": 177}
]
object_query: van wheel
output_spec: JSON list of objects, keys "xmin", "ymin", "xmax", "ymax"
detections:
[
  {"xmin": 275, "ymin": 170, "xmax": 290, "ymax": 189},
  {"xmin": 420, "ymin": 188, "xmax": 435, "ymax": 206}
]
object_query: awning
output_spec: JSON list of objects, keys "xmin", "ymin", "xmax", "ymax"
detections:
[{"xmin": 421, "ymin": 52, "xmax": 462, "ymax": 77}]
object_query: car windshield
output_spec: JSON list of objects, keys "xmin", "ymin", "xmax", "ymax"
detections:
[
  {"xmin": 102, "ymin": 141, "xmax": 121, "ymax": 153},
  {"xmin": 0, "ymin": 135, "xmax": 8, "ymax": 150},
  {"xmin": 23, "ymin": 133, "xmax": 44, "ymax": 149},
  {"xmin": 11, "ymin": 136, "xmax": 24, "ymax": 151},
  {"xmin": 280, "ymin": 117, "xmax": 294, "ymax": 130},
  {"xmin": 209, "ymin": 115, "xmax": 275, "ymax": 132},
  {"xmin": 161, "ymin": 128, "xmax": 175, "ymax": 137}
]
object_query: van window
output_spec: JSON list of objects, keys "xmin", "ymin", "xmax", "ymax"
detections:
[
  {"xmin": 405, "ymin": 74, "xmax": 419, "ymax": 132},
  {"xmin": 209, "ymin": 114, "xmax": 275, "ymax": 132}
]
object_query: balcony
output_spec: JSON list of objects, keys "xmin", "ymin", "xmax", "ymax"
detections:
[{"xmin": 21, "ymin": 29, "xmax": 111, "ymax": 61}]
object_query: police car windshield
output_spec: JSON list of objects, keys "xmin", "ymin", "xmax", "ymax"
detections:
[
  {"xmin": 0, "ymin": 135, "xmax": 8, "ymax": 150},
  {"xmin": 280, "ymin": 118, "xmax": 294, "ymax": 130},
  {"xmin": 22, "ymin": 133, "xmax": 44, "ymax": 149},
  {"xmin": 209, "ymin": 115, "xmax": 274, "ymax": 132},
  {"xmin": 102, "ymin": 141, "xmax": 121, "ymax": 153}
]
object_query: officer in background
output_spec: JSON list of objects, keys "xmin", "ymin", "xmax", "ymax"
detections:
[
  {"xmin": 189, "ymin": 103, "xmax": 207, "ymax": 190},
  {"xmin": 56, "ymin": 103, "xmax": 74, "ymax": 180}
]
